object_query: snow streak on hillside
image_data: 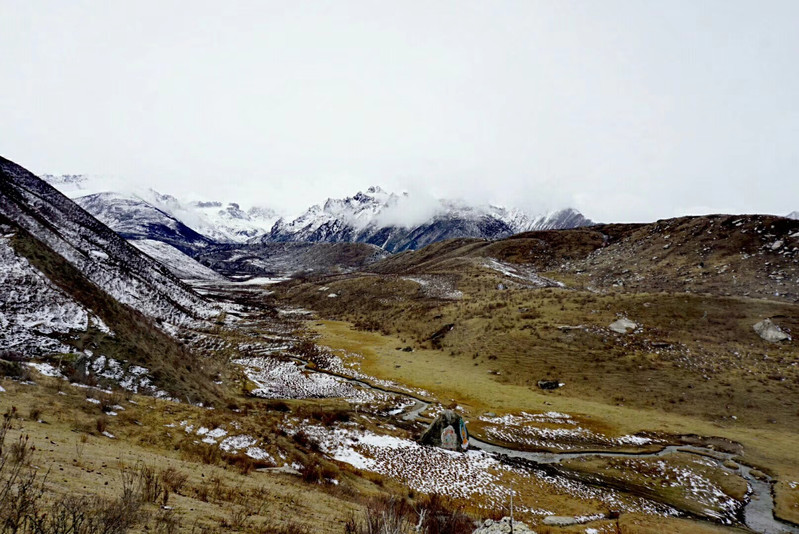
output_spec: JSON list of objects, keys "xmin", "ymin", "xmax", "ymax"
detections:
[
  {"xmin": 0, "ymin": 231, "xmax": 89, "ymax": 355},
  {"xmin": 130, "ymin": 239, "xmax": 225, "ymax": 281}
]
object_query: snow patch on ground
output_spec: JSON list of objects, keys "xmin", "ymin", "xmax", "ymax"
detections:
[
  {"xmin": 482, "ymin": 258, "xmax": 565, "ymax": 288},
  {"xmin": 479, "ymin": 412, "xmax": 652, "ymax": 449}
]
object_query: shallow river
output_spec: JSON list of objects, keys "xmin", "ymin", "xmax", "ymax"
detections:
[{"xmin": 292, "ymin": 355, "xmax": 798, "ymax": 533}]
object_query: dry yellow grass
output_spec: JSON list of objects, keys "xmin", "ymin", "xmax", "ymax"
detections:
[
  {"xmin": 312, "ymin": 319, "xmax": 799, "ymax": 483},
  {"xmin": 0, "ymin": 377, "xmax": 367, "ymax": 533}
]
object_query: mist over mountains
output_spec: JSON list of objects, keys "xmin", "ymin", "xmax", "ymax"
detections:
[{"xmin": 43, "ymin": 176, "xmax": 594, "ymax": 253}]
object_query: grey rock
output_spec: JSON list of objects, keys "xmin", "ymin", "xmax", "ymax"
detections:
[
  {"xmin": 473, "ymin": 517, "xmax": 536, "ymax": 533},
  {"xmin": 754, "ymin": 319, "xmax": 791, "ymax": 343},
  {"xmin": 609, "ymin": 317, "xmax": 637, "ymax": 334},
  {"xmin": 542, "ymin": 515, "xmax": 580, "ymax": 526}
]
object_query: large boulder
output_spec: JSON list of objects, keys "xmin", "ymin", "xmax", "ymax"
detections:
[
  {"xmin": 419, "ymin": 410, "xmax": 469, "ymax": 452},
  {"xmin": 609, "ymin": 317, "xmax": 637, "ymax": 334},
  {"xmin": 754, "ymin": 319, "xmax": 791, "ymax": 343}
]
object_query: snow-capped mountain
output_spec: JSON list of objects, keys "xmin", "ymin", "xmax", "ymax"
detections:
[
  {"xmin": 42, "ymin": 175, "xmax": 279, "ymax": 244},
  {"xmin": 43, "ymin": 176, "xmax": 592, "ymax": 255},
  {"xmin": 75, "ymin": 192, "xmax": 214, "ymax": 254},
  {"xmin": 263, "ymin": 186, "xmax": 593, "ymax": 253},
  {"xmin": 176, "ymin": 199, "xmax": 279, "ymax": 243},
  {"xmin": 787, "ymin": 211, "xmax": 799, "ymax": 220}
]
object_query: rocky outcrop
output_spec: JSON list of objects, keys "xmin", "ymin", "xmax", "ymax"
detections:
[
  {"xmin": 419, "ymin": 410, "xmax": 469, "ymax": 451},
  {"xmin": 754, "ymin": 319, "xmax": 791, "ymax": 342},
  {"xmin": 473, "ymin": 517, "xmax": 536, "ymax": 533}
]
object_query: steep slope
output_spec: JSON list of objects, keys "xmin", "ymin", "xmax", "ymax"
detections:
[
  {"xmin": 0, "ymin": 225, "xmax": 93, "ymax": 356},
  {"xmin": 130, "ymin": 239, "xmax": 226, "ymax": 281},
  {"xmin": 1, "ymin": 156, "xmax": 223, "ymax": 402},
  {"xmin": 0, "ymin": 156, "xmax": 214, "ymax": 327},
  {"xmin": 264, "ymin": 186, "xmax": 593, "ymax": 252},
  {"xmin": 75, "ymin": 192, "xmax": 214, "ymax": 253}
]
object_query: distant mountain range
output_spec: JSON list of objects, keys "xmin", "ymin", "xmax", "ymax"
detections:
[
  {"xmin": 43, "ymin": 177, "xmax": 594, "ymax": 253},
  {"xmin": 264, "ymin": 186, "xmax": 592, "ymax": 253}
]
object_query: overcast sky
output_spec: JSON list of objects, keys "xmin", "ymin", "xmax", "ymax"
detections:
[{"xmin": 2, "ymin": 1, "xmax": 798, "ymax": 222}]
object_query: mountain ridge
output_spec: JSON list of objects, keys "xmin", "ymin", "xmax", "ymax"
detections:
[{"xmin": 42, "ymin": 175, "xmax": 594, "ymax": 253}]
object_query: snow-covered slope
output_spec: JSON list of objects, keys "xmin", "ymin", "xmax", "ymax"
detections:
[
  {"xmin": 75, "ymin": 192, "xmax": 214, "ymax": 253},
  {"xmin": 0, "ymin": 229, "xmax": 92, "ymax": 355},
  {"xmin": 130, "ymin": 239, "xmax": 226, "ymax": 281},
  {"xmin": 787, "ymin": 211, "xmax": 799, "ymax": 220},
  {"xmin": 175, "ymin": 200, "xmax": 280, "ymax": 243},
  {"xmin": 263, "ymin": 186, "xmax": 593, "ymax": 253},
  {"xmin": 0, "ymin": 157, "xmax": 214, "ymax": 332}
]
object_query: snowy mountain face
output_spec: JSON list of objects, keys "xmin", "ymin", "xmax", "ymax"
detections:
[
  {"xmin": 75, "ymin": 192, "xmax": 214, "ymax": 254},
  {"xmin": 130, "ymin": 239, "xmax": 225, "ymax": 281},
  {"xmin": 0, "ymin": 157, "xmax": 214, "ymax": 341},
  {"xmin": 787, "ymin": 211, "xmax": 799, "ymax": 220},
  {"xmin": 42, "ymin": 175, "xmax": 279, "ymax": 244},
  {"xmin": 179, "ymin": 200, "xmax": 279, "ymax": 243},
  {"xmin": 43, "ymin": 176, "xmax": 592, "ymax": 257},
  {"xmin": 263, "ymin": 186, "xmax": 593, "ymax": 253}
]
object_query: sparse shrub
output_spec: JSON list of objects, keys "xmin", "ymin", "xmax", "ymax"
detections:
[
  {"xmin": 417, "ymin": 493, "xmax": 472, "ymax": 534},
  {"xmin": 266, "ymin": 400, "xmax": 290, "ymax": 412},
  {"xmin": 292, "ymin": 430, "xmax": 320, "ymax": 452},
  {"xmin": 178, "ymin": 439, "xmax": 222, "ymax": 465},
  {"xmin": 0, "ymin": 353, "xmax": 30, "ymax": 379},
  {"xmin": 96, "ymin": 416, "xmax": 109, "ymax": 434},
  {"xmin": 161, "ymin": 466, "xmax": 188, "ymax": 495},
  {"xmin": 345, "ymin": 495, "xmax": 413, "ymax": 534},
  {"xmin": 0, "ymin": 412, "xmax": 147, "ymax": 533},
  {"xmin": 139, "ymin": 464, "xmax": 164, "ymax": 503},
  {"xmin": 154, "ymin": 508, "xmax": 180, "ymax": 534},
  {"xmin": 27, "ymin": 406, "xmax": 42, "ymax": 421}
]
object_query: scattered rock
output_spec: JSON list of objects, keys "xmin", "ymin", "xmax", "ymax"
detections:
[
  {"xmin": 609, "ymin": 317, "xmax": 637, "ymax": 334},
  {"xmin": 497, "ymin": 283, "xmax": 507, "ymax": 290},
  {"xmin": 537, "ymin": 379, "xmax": 563, "ymax": 390},
  {"xmin": 753, "ymin": 319, "xmax": 791, "ymax": 343},
  {"xmin": 542, "ymin": 515, "xmax": 579, "ymax": 526},
  {"xmin": 419, "ymin": 410, "xmax": 469, "ymax": 451},
  {"xmin": 473, "ymin": 517, "xmax": 536, "ymax": 533}
]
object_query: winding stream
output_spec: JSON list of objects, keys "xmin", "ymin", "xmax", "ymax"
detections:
[{"xmin": 281, "ymin": 354, "xmax": 798, "ymax": 533}]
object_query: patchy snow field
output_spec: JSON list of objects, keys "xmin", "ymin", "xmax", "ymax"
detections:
[
  {"xmin": 482, "ymin": 258, "xmax": 565, "ymax": 288},
  {"xmin": 402, "ymin": 276, "xmax": 463, "ymax": 300},
  {"xmin": 479, "ymin": 411, "xmax": 655, "ymax": 449},
  {"xmin": 296, "ymin": 422, "xmax": 675, "ymax": 519}
]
